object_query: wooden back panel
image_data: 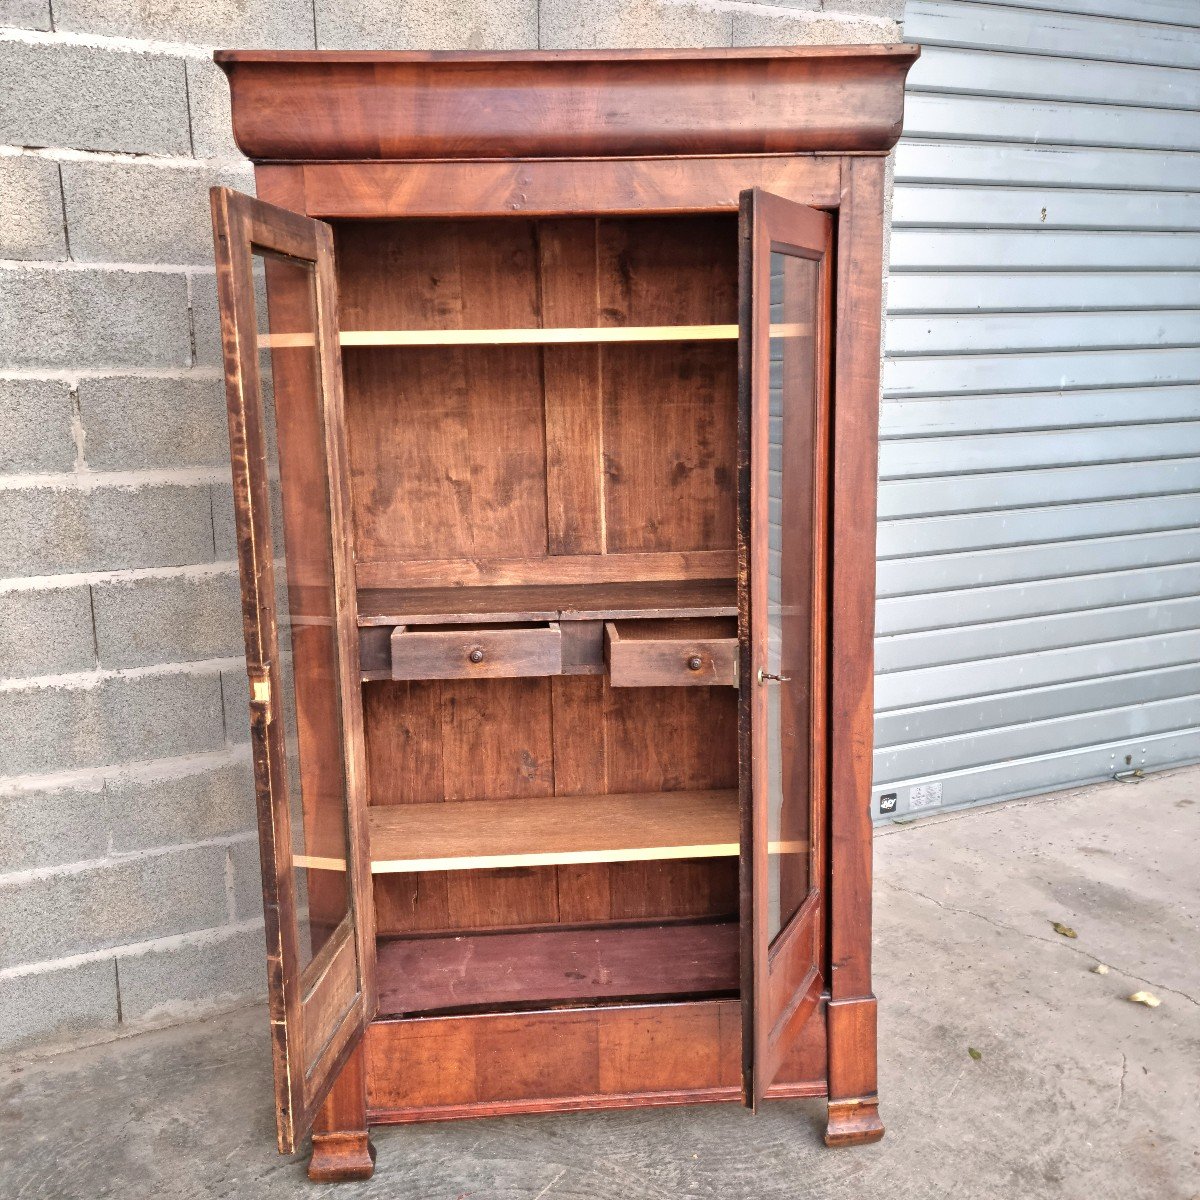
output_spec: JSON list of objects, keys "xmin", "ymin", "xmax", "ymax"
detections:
[
  {"xmin": 338, "ymin": 213, "xmax": 741, "ymax": 936},
  {"xmin": 336, "ymin": 215, "xmax": 737, "ymax": 587}
]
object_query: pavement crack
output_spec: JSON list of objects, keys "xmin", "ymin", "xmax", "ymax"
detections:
[
  {"xmin": 878, "ymin": 878, "xmax": 1200, "ymax": 1009},
  {"xmin": 532, "ymin": 1168, "xmax": 567, "ymax": 1200},
  {"xmin": 1116, "ymin": 1052, "xmax": 1128, "ymax": 1116}
]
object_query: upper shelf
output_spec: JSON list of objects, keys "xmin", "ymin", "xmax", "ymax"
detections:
[{"xmin": 260, "ymin": 323, "xmax": 815, "ymax": 350}]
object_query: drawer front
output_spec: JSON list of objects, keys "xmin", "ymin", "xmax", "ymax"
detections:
[
  {"xmin": 605, "ymin": 623, "xmax": 737, "ymax": 688},
  {"xmin": 391, "ymin": 624, "xmax": 562, "ymax": 681}
]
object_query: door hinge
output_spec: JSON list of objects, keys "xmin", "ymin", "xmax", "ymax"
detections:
[{"xmin": 248, "ymin": 666, "xmax": 274, "ymax": 726}]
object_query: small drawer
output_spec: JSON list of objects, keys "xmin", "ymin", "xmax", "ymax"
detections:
[
  {"xmin": 604, "ymin": 619, "xmax": 737, "ymax": 688},
  {"xmin": 391, "ymin": 623, "xmax": 562, "ymax": 681}
]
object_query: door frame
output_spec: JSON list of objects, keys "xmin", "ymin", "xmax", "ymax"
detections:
[
  {"xmin": 210, "ymin": 187, "xmax": 376, "ymax": 1153},
  {"xmin": 738, "ymin": 186, "xmax": 836, "ymax": 1103}
]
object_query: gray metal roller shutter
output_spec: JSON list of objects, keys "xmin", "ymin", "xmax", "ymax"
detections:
[{"xmin": 873, "ymin": 0, "xmax": 1200, "ymax": 819}]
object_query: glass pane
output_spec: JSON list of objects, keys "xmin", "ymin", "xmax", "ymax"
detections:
[
  {"xmin": 253, "ymin": 248, "xmax": 352, "ymax": 978},
  {"xmin": 766, "ymin": 248, "xmax": 820, "ymax": 946}
]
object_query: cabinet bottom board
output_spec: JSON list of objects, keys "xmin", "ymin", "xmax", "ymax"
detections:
[{"xmin": 375, "ymin": 919, "xmax": 739, "ymax": 1017}]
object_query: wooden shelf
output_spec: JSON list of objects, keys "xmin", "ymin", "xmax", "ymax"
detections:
[
  {"xmin": 357, "ymin": 578, "xmax": 737, "ymax": 627},
  {"xmin": 260, "ymin": 322, "xmax": 811, "ymax": 350},
  {"xmin": 263, "ymin": 324, "xmax": 736, "ymax": 349},
  {"xmin": 376, "ymin": 920, "xmax": 739, "ymax": 1017},
  {"xmin": 368, "ymin": 789, "xmax": 738, "ymax": 874}
]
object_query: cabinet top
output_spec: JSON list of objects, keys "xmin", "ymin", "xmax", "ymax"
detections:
[{"xmin": 215, "ymin": 44, "xmax": 920, "ymax": 163}]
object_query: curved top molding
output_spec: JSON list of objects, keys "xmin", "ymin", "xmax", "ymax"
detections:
[{"xmin": 215, "ymin": 46, "xmax": 920, "ymax": 162}]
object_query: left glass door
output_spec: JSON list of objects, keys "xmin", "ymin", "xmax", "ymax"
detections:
[{"xmin": 210, "ymin": 188, "xmax": 375, "ymax": 1154}]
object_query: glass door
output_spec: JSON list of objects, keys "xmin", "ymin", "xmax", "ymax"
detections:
[
  {"xmin": 210, "ymin": 188, "xmax": 374, "ymax": 1153},
  {"xmin": 738, "ymin": 187, "xmax": 834, "ymax": 1102}
]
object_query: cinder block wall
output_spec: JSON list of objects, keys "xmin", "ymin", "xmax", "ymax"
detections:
[{"xmin": 0, "ymin": 0, "xmax": 902, "ymax": 1056}]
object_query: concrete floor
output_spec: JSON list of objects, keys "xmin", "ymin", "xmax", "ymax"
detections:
[{"xmin": 3, "ymin": 768, "xmax": 1198, "ymax": 1200}]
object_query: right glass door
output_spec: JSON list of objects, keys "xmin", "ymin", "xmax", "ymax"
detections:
[{"xmin": 739, "ymin": 187, "xmax": 834, "ymax": 1102}]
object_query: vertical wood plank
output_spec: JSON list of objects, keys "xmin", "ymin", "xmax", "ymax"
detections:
[
  {"xmin": 336, "ymin": 220, "xmax": 547, "ymax": 565},
  {"xmin": 597, "ymin": 216, "xmax": 739, "ymax": 555},
  {"xmin": 440, "ymin": 678, "xmax": 559, "ymax": 928},
  {"xmin": 604, "ymin": 683, "xmax": 739, "ymax": 920},
  {"xmin": 540, "ymin": 219, "xmax": 605, "ymax": 555},
  {"xmin": 364, "ymin": 681, "xmax": 450, "ymax": 935},
  {"xmin": 551, "ymin": 674, "xmax": 613, "ymax": 921}
]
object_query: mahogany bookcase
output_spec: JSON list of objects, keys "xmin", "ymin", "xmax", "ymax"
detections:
[{"xmin": 208, "ymin": 44, "xmax": 918, "ymax": 1182}]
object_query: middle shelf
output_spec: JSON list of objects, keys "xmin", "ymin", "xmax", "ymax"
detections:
[{"xmin": 368, "ymin": 788, "xmax": 738, "ymax": 874}]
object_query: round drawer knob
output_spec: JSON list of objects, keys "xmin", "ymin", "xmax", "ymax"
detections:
[
  {"xmin": 687, "ymin": 655, "xmax": 703, "ymax": 672},
  {"xmin": 469, "ymin": 647, "xmax": 485, "ymax": 664}
]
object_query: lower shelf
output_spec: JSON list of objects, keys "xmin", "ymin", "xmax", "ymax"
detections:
[
  {"xmin": 367, "ymin": 789, "xmax": 738, "ymax": 874},
  {"xmin": 376, "ymin": 920, "xmax": 739, "ymax": 1017}
]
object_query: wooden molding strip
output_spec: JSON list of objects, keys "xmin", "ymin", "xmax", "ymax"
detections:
[{"xmin": 354, "ymin": 550, "xmax": 737, "ymax": 592}]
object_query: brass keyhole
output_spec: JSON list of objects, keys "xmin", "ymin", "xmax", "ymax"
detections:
[
  {"xmin": 757, "ymin": 668, "xmax": 791, "ymax": 684},
  {"xmin": 469, "ymin": 647, "xmax": 485, "ymax": 664}
]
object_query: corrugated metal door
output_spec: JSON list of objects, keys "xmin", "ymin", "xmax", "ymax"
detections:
[{"xmin": 874, "ymin": 0, "xmax": 1200, "ymax": 818}]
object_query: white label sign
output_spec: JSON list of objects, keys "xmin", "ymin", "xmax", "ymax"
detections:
[{"xmin": 909, "ymin": 781, "xmax": 943, "ymax": 811}]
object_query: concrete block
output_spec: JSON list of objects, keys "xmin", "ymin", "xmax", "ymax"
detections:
[
  {"xmin": 315, "ymin": 0, "xmax": 538, "ymax": 50},
  {"xmin": 221, "ymin": 666, "xmax": 251, "ymax": 746},
  {"xmin": 211, "ymin": 481, "xmax": 238, "ymax": 560},
  {"xmin": 61, "ymin": 161, "xmax": 253, "ymax": 267},
  {"xmin": 92, "ymin": 569, "xmax": 242, "ymax": 669},
  {"xmin": 106, "ymin": 758, "xmax": 255, "ymax": 855},
  {"xmin": 0, "ymin": 759, "xmax": 254, "ymax": 873},
  {"xmin": 0, "ymin": 779, "xmax": 108, "ymax": 873},
  {"xmin": 732, "ymin": 9, "xmax": 901, "ymax": 46},
  {"xmin": 539, "ymin": 0, "xmax": 731, "ymax": 48},
  {"xmin": 0, "ymin": 157, "xmax": 66, "ymax": 261},
  {"xmin": 0, "ymin": 379, "xmax": 76, "ymax": 473},
  {"xmin": 0, "ymin": 669, "xmax": 225, "ymax": 777},
  {"xmin": 188, "ymin": 271, "xmax": 224, "ymax": 369},
  {"xmin": 229, "ymin": 837, "xmax": 265, "ymax": 922},
  {"xmin": 0, "ymin": 41, "xmax": 189, "ymax": 156},
  {"xmin": 0, "ymin": 267, "xmax": 190, "ymax": 370},
  {"xmin": 739, "ymin": 0, "xmax": 899, "ymax": 13},
  {"xmin": 0, "ymin": 0, "xmax": 52, "ymax": 30},
  {"xmin": 0, "ymin": 959, "xmax": 117, "ymax": 1054},
  {"xmin": 77, "ymin": 376, "xmax": 229, "ymax": 471},
  {"xmin": 53, "ymin": 0, "xmax": 314, "ymax": 49},
  {"xmin": 0, "ymin": 585, "xmax": 94, "ymax": 678},
  {"xmin": 0, "ymin": 842, "xmax": 230, "ymax": 968},
  {"xmin": 186, "ymin": 58, "xmax": 245, "ymax": 162},
  {"xmin": 820, "ymin": 0, "xmax": 905, "ymax": 19},
  {"xmin": 115, "ymin": 923, "xmax": 264, "ymax": 1025},
  {"xmin": 0, "ymin": 483, "xmax": 215, "ymax": 576}
]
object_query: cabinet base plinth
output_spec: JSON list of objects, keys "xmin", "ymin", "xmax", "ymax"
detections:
[
  {"xmin": 824, "ymin": 1097, "xmax": 884, "ymax": 1147},
  {"xmin": 308, "ymin": 1132, "xmax": 376, "ymax": 1182}
]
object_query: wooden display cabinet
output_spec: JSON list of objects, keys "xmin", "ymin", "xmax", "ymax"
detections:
[{"xmin": 208, "ymin": 44, "xmax": 918, "ymax": 1182}]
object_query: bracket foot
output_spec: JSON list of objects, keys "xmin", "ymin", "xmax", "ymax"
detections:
[
  {"xmin": 824, "ymin": 1097, "xmax": 884, "ymax": 1147},
  {"xmin": 308, "ymin": 1131, "xmax": 376, "ymax": 1182}
]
